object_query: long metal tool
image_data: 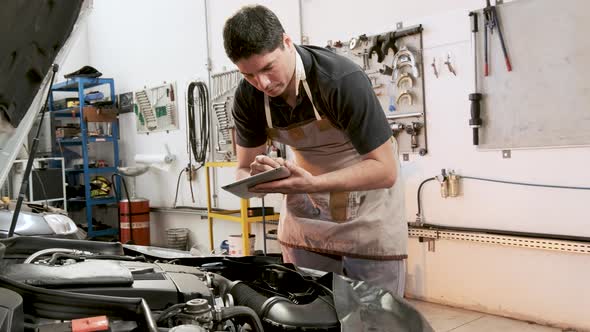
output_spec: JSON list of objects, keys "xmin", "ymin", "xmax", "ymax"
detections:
[
  {"xmin": 484, "ymin": 0, "xmax": 512, "ymax": 76},
  {"xmin": 491, "ymin": 3, "xmax": 512, "ymax": 72},
  {"xmin": 469, "ymin": 11, "xmax": 483, "ymax": 146}
]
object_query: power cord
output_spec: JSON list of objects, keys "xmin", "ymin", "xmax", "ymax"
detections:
[
  {"xmin": 172, "ymin": 168, "xmax": 186, "ymax": 208},
  {"xmin": 111, "ymin": 173, "xmax": 132, "ymax": 243},
  {"xmin": 186, "ymin": 81, "xmax": 210, "ymax": 166},
  {"xmin": 461, "ymin": 175, "xmax": 590, "ymax": 191},
  {"xmin": 415, "ymin": 172, "xmax": 590, "ymax": 225}
]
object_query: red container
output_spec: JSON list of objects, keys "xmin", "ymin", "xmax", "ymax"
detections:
[{"xmin": 119, "ymin": 198, "xmax": 150, "ymax": 245}]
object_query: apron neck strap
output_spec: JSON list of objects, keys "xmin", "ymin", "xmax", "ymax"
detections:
[{"xmin": 264, "ymin": 81, "xmax": 322, "ymax": 129}]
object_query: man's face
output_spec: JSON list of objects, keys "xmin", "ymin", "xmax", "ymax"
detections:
[{"xmin": 236, "ymin": 34, "xmax": 295, "ymax": 98}]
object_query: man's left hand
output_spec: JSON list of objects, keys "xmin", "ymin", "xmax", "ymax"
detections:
[{"xmin": 250, "ymin": 160, "xmax": 319, "ymax": 194}]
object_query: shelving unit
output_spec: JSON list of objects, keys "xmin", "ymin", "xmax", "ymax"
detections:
[
  {"xmin": 48, "ymin": 77, "xmax": 120, "ymax": 238},
  {"xmin": 205, "ymin": 161, "xmax": 280, "ymax": 255}
]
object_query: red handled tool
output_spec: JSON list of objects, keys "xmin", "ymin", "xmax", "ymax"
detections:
[{"xmin": 483, "ymin": 0, "xmax": 512, "ymax": 76}]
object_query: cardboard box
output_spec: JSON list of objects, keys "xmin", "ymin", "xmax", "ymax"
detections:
[
  {"xmin": 83, "ymin": 106, "xmax": 118, "ymax": 122},
  {"xmin": 56, "ymin": 126, "xmax": 80, "ymax": 138}
]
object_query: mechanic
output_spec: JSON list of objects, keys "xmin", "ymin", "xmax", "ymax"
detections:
[{"xmin": 223, "ymin": 5, "xmax": 407, "ymax": 297}]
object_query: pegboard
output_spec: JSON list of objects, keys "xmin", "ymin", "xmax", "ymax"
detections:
[
  {"xmin": 211, "ymin": 70, "xmax": 242, "ymax": 162},
  {"xmin": 476, "ymin": 0, "xmax": 590, "ymax": 149},
  {"xmin": 329, "ymin": 25, "xmax": 428, "ymax": 155},
  {"xmin": 133, "ymin": 82, "xmax": 179, "ymax": 133}
]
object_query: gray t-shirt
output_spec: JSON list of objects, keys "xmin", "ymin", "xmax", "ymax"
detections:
[{"xmin": 232, "ymin": 45, "xmax": 391, "ymax": 155}]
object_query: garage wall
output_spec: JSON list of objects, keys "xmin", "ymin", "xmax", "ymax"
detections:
[
  {"xmin": 82, "ymin": 0, "xmax": 299, "ymax": 254},
  {"xmin": 301, "ymin": 0, "xmax": 590, "ymax": 330}
]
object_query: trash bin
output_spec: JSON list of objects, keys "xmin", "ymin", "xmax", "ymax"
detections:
[{"xmin": 166, "ymin": 228, "xmax": 189, "ymax": 251}]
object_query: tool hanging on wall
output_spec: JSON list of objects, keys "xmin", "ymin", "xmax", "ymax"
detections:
[
  {"xmin": 469, "ymin": 11, "xmax": 483, "ymax": 146},
  {"xmin": 483, "ymin": 0, "xmax": 512, "ymax": 76},
  {"xmin": 431, "ymin": 57, "xmax": 439, "ymax": 78},
  {"xmin": 392, "ymin": 46, "xmax": 419, "ymax": 81},
  {"xmin": 212, "ymin": 98, "xmax": 236, "ymax": 161},
  {"xmin": 444, "ymin": 53, "xmax": 457, "ymax": 76}
]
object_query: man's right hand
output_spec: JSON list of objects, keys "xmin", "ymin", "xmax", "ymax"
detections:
[{"xmin": 250, "ymin": 154, "xmax": 286, "ymax": 175}]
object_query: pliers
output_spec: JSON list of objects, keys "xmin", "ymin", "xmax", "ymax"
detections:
[{"xmin": 483, "ymin": 0, "xmax": 512, "ymax": 76}]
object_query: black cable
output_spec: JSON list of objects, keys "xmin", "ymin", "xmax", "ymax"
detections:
[
  {"xmin": 172, "ymin": 168, "xmax": 186, "ymax": 208},
  {"xmin": 9, "ymin": 64, "xmax": 59, "ymax": 237},
  {"xmin": 416, "ymin": 177, "xmax": 435, "ymax": 221},
  {"xmin": 112, "ymin": 173, "xmax": 133, "ymax": 243},
  {"xmin": 461, "ymin": 175, "xmax": 590, "ymax": 191},
  {"xmin": 155, "ymin": 303, "xmax": 186, "ymax": 324},
  {"xmin": 262, "ymin": 196, "xmax": 267, "ymax": 255},
  {"xmin": 186, "ymin": 81, "xmax": 210, "ymax": 166}
]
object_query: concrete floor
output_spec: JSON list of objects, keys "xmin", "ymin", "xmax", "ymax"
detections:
[{"xmin": 408, "ymin": 300, "xmax": 562, "ymax": 332}]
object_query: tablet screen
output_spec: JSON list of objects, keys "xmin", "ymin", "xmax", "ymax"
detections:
[{"xmin": 221, "ymin": 166, "xmax": 291, "ymax": 199}]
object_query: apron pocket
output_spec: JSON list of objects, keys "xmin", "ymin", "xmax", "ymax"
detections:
[{"xmin": 330, "ymin": 191, "xmax": 352, "ymax": 222}]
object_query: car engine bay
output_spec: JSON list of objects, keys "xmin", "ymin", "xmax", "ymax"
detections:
[{"xmin": 0, "ymin": 237, "xmax": 341, "ymax": 332}]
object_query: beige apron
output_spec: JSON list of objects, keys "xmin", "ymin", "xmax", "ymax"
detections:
[{"xmin": 263, "ymin": 52, "xmax": 407, "ymax": 260}]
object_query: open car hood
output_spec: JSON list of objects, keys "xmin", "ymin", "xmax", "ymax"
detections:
[{"xmin": 0, "ymin": 0, "xmax": 85, "ymax": 188}]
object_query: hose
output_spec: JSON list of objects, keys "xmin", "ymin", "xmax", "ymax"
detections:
[
  {"xmin": 187, "ymin": 81, "xmax": 210, "ymax": 166},
  {"xmin": 212, "ymin": 273, "xmax": 338, "ymax": 330},
  {"xmin": 155, "ymin": 303, "xmax": 186, "ymax": 324},
  {"xmin": 220, "ymin": 306, "xmax": 264, "ymax": 332},
  {"xmin": 416, "ymin": 177, "xmax": 436, "ymax": 222},
  {"xmin": 0, "ymin": 275, "xmax": 158, "ymax": 331},
  {"xmin": 24, "ymin": 248, "xmax": 89, "ymax": 264}
]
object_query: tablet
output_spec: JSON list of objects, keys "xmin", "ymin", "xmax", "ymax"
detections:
[{"xmin": 222, "ymin": 166, "xmax": 291, "ymax": 199}]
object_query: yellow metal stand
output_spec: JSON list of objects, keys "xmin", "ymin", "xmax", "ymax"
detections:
[{"xmin": 205, "ymin": 161, "xmax": 280, "ymax": 255}]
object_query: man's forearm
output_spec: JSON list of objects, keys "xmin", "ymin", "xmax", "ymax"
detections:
[{"xmin": 314, "ymin": 158, "xmax": 396, "ymax": 192}]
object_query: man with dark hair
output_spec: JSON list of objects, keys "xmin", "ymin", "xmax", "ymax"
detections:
[{"xmin": 223, "ymin": 5, "xmax": 407, "ymax": 297}]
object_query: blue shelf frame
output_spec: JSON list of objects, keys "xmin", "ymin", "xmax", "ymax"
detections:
[{"xmin": 49, "ymin": 77, "xmax": 120, "ymax": 238}]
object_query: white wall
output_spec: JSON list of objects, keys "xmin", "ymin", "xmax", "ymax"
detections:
[
  {"xmin": 78, "ymin": 0, "xmax": 299, "ymax": 253},
  {"xmin": 302, "ymin": 0, "xmax": 590, "ymax": 330}
]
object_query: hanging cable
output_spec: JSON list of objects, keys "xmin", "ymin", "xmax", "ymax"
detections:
[
  {"xmin": 415, "ymin": 177, "xmax": 435, "ymax": 223},
  {"xmin": 111, "ymin": 173, "xmax": 133, "ymax": 243},
  {"xmin": 187, "ymin": 81, "xmax": 210, "ymax": 166},
  {"xmin": 9, "ymin": 64, "xmax": 59, "ymax": 237},
  {"xmin": 183, "ymin": 81, "xmax": 209, "ymax": 206},
  {"xmin": 172, "ymin": 168, "xmax": 186, "ymax": 208}
]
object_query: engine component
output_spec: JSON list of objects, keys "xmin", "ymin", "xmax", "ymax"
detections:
[
  {"xmin": 177, "ymin": 299, "xmax": 213, "ymax": 328},
  {"xmin": 170, "ymin": 325, "xmax": 207, "ymax": 332},
  {"xmin": 0, "ymin": 288, "xmax": 23, "ymax": 332},
  {"xmin": 213, "ymin": 274, "xmax": 339, "ymax": 331}
]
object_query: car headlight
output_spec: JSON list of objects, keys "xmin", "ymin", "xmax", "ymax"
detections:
[{"xmin": 43, "ymin": 214, "xmax": 78, "ymax": 235}]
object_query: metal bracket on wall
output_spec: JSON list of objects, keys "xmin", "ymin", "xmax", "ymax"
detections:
[{"xmin": 409, "ymin": 227, "xmax": 590, "ymax": 254}]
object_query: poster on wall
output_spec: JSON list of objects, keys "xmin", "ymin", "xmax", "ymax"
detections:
[{"xmin": 134, "ymin": 82, "xmax": 179, "ymax": 133}]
